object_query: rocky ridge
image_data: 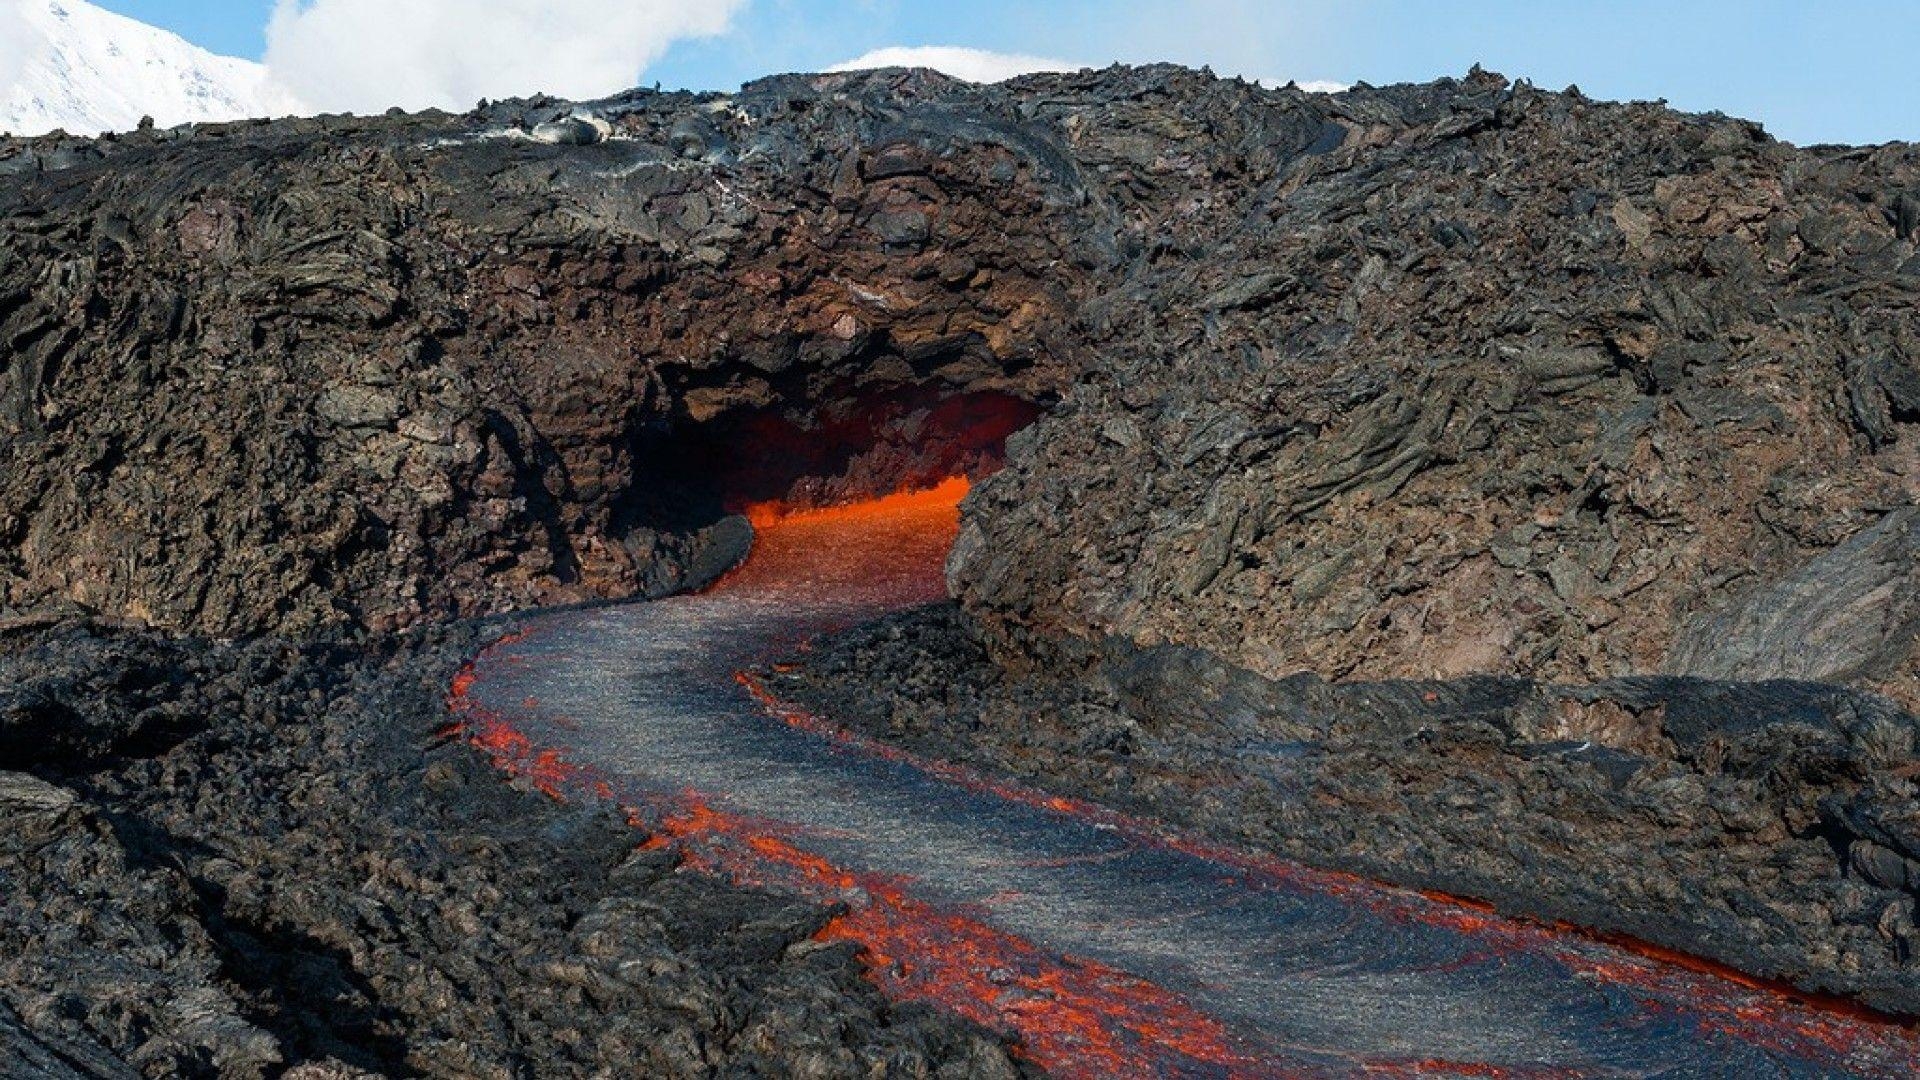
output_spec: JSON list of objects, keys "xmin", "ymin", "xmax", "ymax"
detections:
[
  {"xmin": 4, "ymin": 66, "xmax": 1914, "ymax": 704},
  {"xmin": 1, "ymin": 68, "xmax": 1084, "ymax": 636}
]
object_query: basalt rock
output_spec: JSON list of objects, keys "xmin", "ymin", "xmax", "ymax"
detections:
[
  {"xmin": 940, "ymin": 69, "xmax": 1920, "ymax": 710},
  {"xmin": 7, "ymin": 60, "xmax": 1920, "ymax": 1057},
  {"xmin": 0, "ymin": 73, "xmax": 1086, "ymax": 637},
  {"xmin": 778, "ymin": 603, "xmax": 1920, "ymax": 1015},
  {"xmin": 0, "ymin": 618, "xmax": 1024, "ymax": 1078},
  {"xmin": 7, "ymin": 66, "xmax": 1912, "ymax": 701}
]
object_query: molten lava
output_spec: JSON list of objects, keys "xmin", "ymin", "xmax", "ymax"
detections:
[
  {"xmin": 637, "ymin": 788, "xmax": 1267, "ymax": 1076},
  {"xmin": 448, "ymin": 477, "xmax": 1920, "ymax": 1079},
  {"xmin": 740, "ymin": 475, "xmax": 973, "ymax": 530}
]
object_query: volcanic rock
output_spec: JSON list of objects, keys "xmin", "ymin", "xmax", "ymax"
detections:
[
  {"xmin": 778, "ymin": 603, "xmax": 1920, "ymax": 1015},
  {"xmin": 0, "ymin": 619, "xmax": 1024, "ymax": 1077},
  {"xmin": 6, "ymin": 59, "xmax": 1920, "ymax": 1056},
  {"xmin": 8, "ymin": 66, "xmax": 1914, "ymax": 709},
  {"xmin": 0, "ymin": 70, "xmax": 1084, "ymax": 637},
  {"xmin": 938, "ymin": 70, "xmax": 1920, "ymax": 710}
]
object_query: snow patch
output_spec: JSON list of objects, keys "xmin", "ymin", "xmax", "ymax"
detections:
[
  {"xmin": 828, "ymin": 45, "xmax": 1347, "ymax": 95},
  {"xmin": 827, "ymin": 46, "xmax": 1083, "ymax": 85},
  {"xmin": 1, "ymin": 0, "xmax": 306, "ymax": 137},
  {"xmin": 1257, "ymin": 76, "xmax": 1350, "ymax": 94}
]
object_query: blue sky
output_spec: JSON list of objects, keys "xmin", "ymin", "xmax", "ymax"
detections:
[{"xmin": 97, "ymin": 1, "xmax": 1920, "ymax": 146}]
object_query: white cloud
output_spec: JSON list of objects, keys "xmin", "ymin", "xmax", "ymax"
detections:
[
  {"xmin": 264, "ymin": 0, "xmax": 745, "ymax": 115},
  {"xmin": 827, "ymin": 46, "xmax": 1082, "ymax": 85}
]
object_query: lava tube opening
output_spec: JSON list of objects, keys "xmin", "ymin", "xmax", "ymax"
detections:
[{"xmin": 618, "ymin": 385, "xmax": 1042, "ymax": 537}]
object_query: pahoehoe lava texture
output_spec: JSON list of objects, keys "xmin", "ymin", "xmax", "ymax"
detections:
[
  {"xmin": 936, "ymin": 71, "xmax": 1920, "ymax": 711},
  {"xmin": 0, "ymin": 68, "xmax": 1085, "ymax": 635}
]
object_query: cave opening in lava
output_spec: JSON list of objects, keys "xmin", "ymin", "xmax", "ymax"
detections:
[{"xmin": 618, "ymin": 384, "xmax": 1044, "ymax": 536}]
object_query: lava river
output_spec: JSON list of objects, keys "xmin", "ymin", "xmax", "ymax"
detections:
[{"xmin": 451, "ymin": 479, "xmax": 1920, "ymax": 1078}]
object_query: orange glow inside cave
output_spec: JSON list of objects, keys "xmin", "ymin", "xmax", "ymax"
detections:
[{"xmin": 740, "ymin": 475, "xmax": 973, "ymax": 530}]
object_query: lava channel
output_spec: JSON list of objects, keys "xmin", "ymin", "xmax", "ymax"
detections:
[{"xmin": 450, "ymin": 479, "xmax": 1920, "ymax": 1079}]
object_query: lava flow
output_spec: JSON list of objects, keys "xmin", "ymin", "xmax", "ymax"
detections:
[{"xmin": 450, "ymin": 479, "xmax": 1920, "ymax": 1079}]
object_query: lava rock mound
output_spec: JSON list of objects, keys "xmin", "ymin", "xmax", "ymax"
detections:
[
  {"xmin": 6, "ymin": 63, "xmax": 1914, "ymax": 705},
  {"xmin": 944, "ymin": 70, "xmax": 1920, "ymax": 710},
  {"xmin": 0, "ymin": 620, "xmax": 1024, "ymax": 1078},
  {"xmin": 780, "ymin": 603, "xmax": 1920, "ymax": 1015},
  {"xmin": 1, "ymin": 67, "xmax": 1090, "ymax": 636}
]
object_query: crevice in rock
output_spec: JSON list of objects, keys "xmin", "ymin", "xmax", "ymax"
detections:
[{"xmin": 192, "ymin": 893, "xmax": 413, "ymax": 1075}]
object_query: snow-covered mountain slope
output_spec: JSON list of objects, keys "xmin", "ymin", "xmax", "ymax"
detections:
[{"xmin": 1, "ymin": 0, "xmax": 304, "ymax": 137}]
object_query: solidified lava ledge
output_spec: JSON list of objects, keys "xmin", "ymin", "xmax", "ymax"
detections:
[{"xmin": 2, "ymin": 61, "xmax": 1920, "ymax": 1077}]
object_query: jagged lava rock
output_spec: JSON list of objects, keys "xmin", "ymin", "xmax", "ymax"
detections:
[
  {"xmin": 946, "ymin": 69, "xmax": 1920, "ymax": 708},
  {"xmin": 6, "ymin": 65, "xmax": 1912, "ymax": 706},
  {"xmin": 0, "ymin": 69, "xmax": 1086, "ymax": 636}
]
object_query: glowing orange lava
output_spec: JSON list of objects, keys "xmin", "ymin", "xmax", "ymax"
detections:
[
  {"xmin": 731, "ymin": 669, "xmax": 1920, "ymax": 1068},
  {"xmin": 446, "ymin": 479, "xmax": 1284, "ymax": 1075},
  {"xmin": 447, "ymin": 476, "xmax": 1920, "ymax": 1078},
  {"xmin": 638, "ymin": 788, "xmax": 1274, "ymax": 1077},
  {"xmin": 741, "ymin": 475, "xmax": 973, "ymax": 529}
]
